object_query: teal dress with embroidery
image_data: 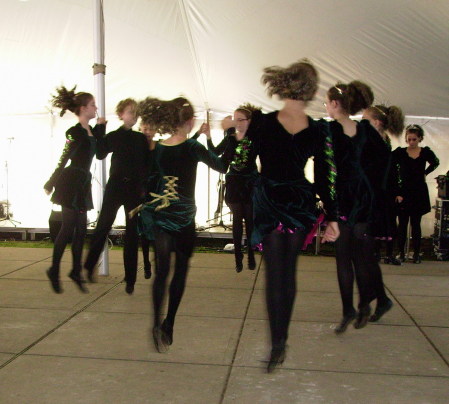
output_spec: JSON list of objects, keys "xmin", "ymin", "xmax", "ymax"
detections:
[
  {"xmin": 138, "ymin": 138, "xmax": 231, "ymax": 256},
  {"xmin": 246, "ymin": 111, "xmax": 338, "ymax": 245}
]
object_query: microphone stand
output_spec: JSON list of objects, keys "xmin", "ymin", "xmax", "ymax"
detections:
[{"xmin": 0, "ymin": 138, "xmax": 21, "ymax": 226}]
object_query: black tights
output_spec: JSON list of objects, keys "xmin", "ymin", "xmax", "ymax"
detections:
[
  {"xmin": 397, "ymin": 211, "xmax": 422, "ymax": 256},
  {"xmin": 228, "ymin": 202, "xmax": 254, "ymax": 261},
  {"xmin": 375, "ymin": 239, "xmax": 394, "ymax": 258},
  {"xmin": 335, "ymin": 223, "xmax": 385, "ymax": 316},
  {"xmin": 263, "ymin": 231, "xmax": 305, "ymax": 347},
  {"xmin": 152, "ymin": 230, "xmax": 190, "ymax": 329},
  {"xmin": 141, "ymin": 237, "xmax": 151, "ymax": 267},
  {"xmin": 52, "ymin": 207, "xmax": 87, "ymax": 275}
]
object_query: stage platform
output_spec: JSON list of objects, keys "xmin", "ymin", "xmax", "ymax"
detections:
[
  {"xmin": 0, "ymin": 225, "xmax": 234, "ymax": 242},
  {"xmin": 0, "ymin": 246, "xmax": 448, "ymax": 403}
]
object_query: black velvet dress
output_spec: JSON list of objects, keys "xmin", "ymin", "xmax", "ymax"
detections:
[
  {"xmin": 139, "ymin": 138, "xmax": 230, "ymax": 256},
  {"xmin": 246, "ymin": 111, "xmax": 338, "ymax": 245},
  {"xmin": 44, "ymin": 123, "xmax": 105, "ymax": 211},
  {"xmin": 207, "ymin": 133, "xmax": 258, "ymax": 204},
  {"xmin": 332, "ymin": 119, "xmax": 391, "ymax": 237},
  {"xmin": 393, "ymin": 146, "xmax": 439, "ymax": 215}
]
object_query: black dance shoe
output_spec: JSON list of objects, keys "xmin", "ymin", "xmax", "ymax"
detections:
[
  {"xmin": 399, "ymin": 253, "xmax": 406, "ymax": 263},
  {"xmin": 267, "ymin": 343, "xmax": 287, "ymax": 373},
  {"xmin": 161, "ymin": 319, "xmax": 173, "ymax": 346},
  {"xmin": 152, "ymin": 326, "xmax": 169, "ymax": 353},
  {"xmin": 384, "ymin": 256, "xmax": 402, "ymax": 266},
  {"xmin": 125, "ymin": 283, "xmax": 135, "ymax": 295},
  {"xmin": 144, "ymin": 262, "xmax": 152, "ymax": 279},
  {"xmin": 354, "ymin": 305, "xmax": 371, "ymax": 329},
  {"xmin": 68, "ymin": 270, "xmax": 89, "ymax": 294},
  {"xmin": 235, "ymin": 261, "xmax": 243, "ymax": 273},
  {"xmin": 248, "ymin": 255, "xmax": 256, "ymax": 270},
  {"xmin": 413, "ymin": 254, "xmax": 422, "ymax": 264},
  {"xmin": 334, "ymin": 311, "xmax": 357, "ymax": 334},
  {"xmin": 369, "ymin": 298, "xmax": 393, "ymax": 322},
  {"xmin": 84, "ymin": 266, "xmax": 97, "ymax": 283},
  {"xmin": 46, "ymin": 268, "xmax": 63, "ymax": 294}
]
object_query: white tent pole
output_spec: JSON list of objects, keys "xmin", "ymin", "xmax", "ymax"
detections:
[{"xmin": 93, "ymin": 0, "xmax": 109, "ymax": 276}]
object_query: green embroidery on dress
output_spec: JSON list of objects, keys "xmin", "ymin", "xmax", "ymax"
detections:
[
  {"xmin": 230, "ymin": 137, "xmax": 252, "ymax": 171},
  {"xmin": 324, "ymin": 134, "xmax": 337, "ymax": 201}
]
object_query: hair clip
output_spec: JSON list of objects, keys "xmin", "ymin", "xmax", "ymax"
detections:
[
  {"xmin": 334, "ymin": 85, "xmax": 344, "ymax": 95},
  {"xmin": 374, "ymin": 106, "xmax": 387, "ymax": 116}
]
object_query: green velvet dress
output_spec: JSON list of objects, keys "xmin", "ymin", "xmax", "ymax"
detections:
[
  {"xmin": 247, "ymin": 111, "xmax": 338, "ymax": 246},
  {"xmin": 138, "ymin": 138, "xmax": 230, "ymax": 256}
]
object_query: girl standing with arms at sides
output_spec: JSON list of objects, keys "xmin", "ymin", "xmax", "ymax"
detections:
[
  {"xmin": 201, "ymin": 104, "xmax": 260, "ymax": 272},
  {"xmin": 363, "ymin": 104, "xmax": 404, "ymax": 267},
  {"xmin": 325, "ymin": 82, "xmax": 393, "ymax": 333},
  {"xmin": 44, "ymin": 85, "xmax": 106, "ymax": 293},
  {"xmin": 133, "ymin": 97, "xmax": 233, "ymax": 353},
  {"xmin": 394, "ymin": 125, "xmax": 439, "ymax": 263},
  {"xmin": 246, "ymin": 59, "xmax": 339, "ymax": 373}
]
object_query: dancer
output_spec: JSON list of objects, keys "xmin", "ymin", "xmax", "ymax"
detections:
[
  {"xmin": 245, "ymin": 59, "xmax": 339, "ymax": 372},
  {"xmin": 84, "ymin": 98, "xmax": 150, "ymax": 294},
  {"xmin": 201, "ymin": 104, "xmax": 260, "ymax": 272},
  {"xmin": 139, "ymin": 121, "xmax": 157, "ymax": 279},
  {"xmin": 134, "ymin": 97, "xmax": 233, "ymax": 352},
  {"xmin": 363, "ymin": 104, "xmax": 404, "ymax": 266},
  {"xmin": 44, "ymin": 85, "xmax": 106, "ymax": 293},
  {"xmin": 394, "ymin": 124, "xmax": 439, "ymax": 263},
  {"xmin": 325, "ymin": 82, "xmax": 393, "ymax": 333}
]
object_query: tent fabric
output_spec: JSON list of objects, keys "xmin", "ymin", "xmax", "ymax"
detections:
[
  {"xmin": 1, "ymin": 0, "xmax": 448, "ymax": 117},
  {"xmin": 1, "ymin": 0, "xmax": 449, "ymax": 236}
]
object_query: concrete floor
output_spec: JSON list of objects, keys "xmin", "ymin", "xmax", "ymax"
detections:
[{"xmin": 0, "ymin": 246, "xmax": 448, "ymax": 404}]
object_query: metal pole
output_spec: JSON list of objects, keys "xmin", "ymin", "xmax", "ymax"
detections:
[
  {"xmin": 93, "ymin": 0, "xmax": 109, "ymax": 275},
  {"xmin": 206, "ymin": 109, "xmax": 211, "ymax": 220}
]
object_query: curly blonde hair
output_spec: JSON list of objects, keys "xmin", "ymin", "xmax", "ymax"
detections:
[{"xmin": 261, "ymin": 59, "xmax": 318, "ymax": 101}]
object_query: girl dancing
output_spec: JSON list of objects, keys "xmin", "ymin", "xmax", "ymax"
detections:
[
  {"xmin": 201, "ymin": 104, "xmax": 260, "ymax": 272},
  {"xmin": 246, "ymin": 59, "xmax": 339, "ymax": 372},
  {"xmin": 325, "ymin": 82, "xmax": 393, "ymax": 332},
  {"xmin": 134, "ymin": 97, "xmax": 233, "ymax": 352},
  {"xmin": 44, "ymin": 85, "xmax": 106, "ymax": 293},
  {"xmin": 363, "ymin": 104, "xmax": 404, "ymax": 267}
]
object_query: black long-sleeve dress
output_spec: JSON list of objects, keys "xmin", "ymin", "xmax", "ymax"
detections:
[
  {"xmin": 332, "ymin": 119, "xmax": 391, "ymax": 237},
  {"xmin": 44, "ymin": 123, "xmax": 105, "ymax": 211},
  {"xmin": 246, "ymin": 111, "xmax": 338, "ymax": 244},
  {"xmin": 138, "ymin": 138, "xmax": 231, "ymax": 256},
  {"xmin": 206, "ymin": 131, "xmax": 258, "ymax": 204},
  {"xmin": 393, "ymin": 146, "xmax": 439, "ymax": 216}
]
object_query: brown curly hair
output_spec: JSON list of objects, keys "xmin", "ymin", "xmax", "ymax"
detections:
[
  {"xmin": 261, "ymin": 58, "xmax": 318, "ymax": 101},
  {"xmin": 137, "ymin": 96, "xmax": 194, "ymax": 134},
  {"xmin": 365, "ymin": 104, "xmax": 404, "ymax": 136},
  {"xmin": 51, "ymin": 85, "xmax": 93, "ymax": 117},
  {"xmin": 235, "ymin": 103, "xmax": 262, "ymax": 120},
  {"xmin": 405, "ymin": 124, "xmax": 424, "ymax": 141},
  {"xmin": 327, "ymin": 81, "xmax": 374, "ymax": 115}
]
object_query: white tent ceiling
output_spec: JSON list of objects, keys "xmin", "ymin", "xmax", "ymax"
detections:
[{"xmin": 1, "ymin": 0, "xmax": 449, "ymax": 118}]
